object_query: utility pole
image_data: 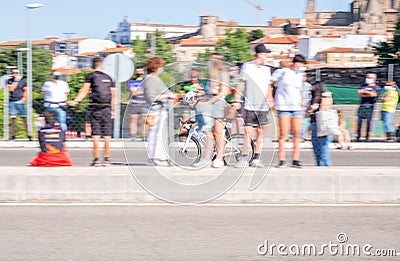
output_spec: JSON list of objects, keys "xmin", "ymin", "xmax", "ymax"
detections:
[
  {"xmin": 25, "ymin": 3, "xmax": 44, "ymax": 139},
  {"xmin": 63, "ymin": 32, "xmax": 75, "ymax": 82}
]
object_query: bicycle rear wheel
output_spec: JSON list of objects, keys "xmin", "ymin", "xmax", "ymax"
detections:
[
  {"xmin": 170, "ymin": 135, "xmax": 202, "ymax": 167},
  {"xmin": 223, "ymin": 134, "xmax": 255, "ymax": 166}
]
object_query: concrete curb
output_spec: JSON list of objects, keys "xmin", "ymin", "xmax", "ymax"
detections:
[
  {"xmin": 0, "ymin": 166, "xmax": 398, "ymax": 203},
  {"xmin": 0, "ymin": 140, "xmax": 399, "ymax": 150}
]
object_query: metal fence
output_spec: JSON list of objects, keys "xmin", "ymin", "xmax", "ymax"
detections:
[{"xmin": 1, "ymin": 62, "xmax": 400, "ymax": 140}]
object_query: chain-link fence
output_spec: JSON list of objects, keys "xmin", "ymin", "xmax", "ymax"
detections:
[{"xmin": 1, "ymin": 63, "xmax": 400, "ymax": 141}]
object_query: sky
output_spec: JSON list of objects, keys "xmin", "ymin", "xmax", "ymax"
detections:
[{"xmin": 0, "ymin": 0, "xmax": 354, "ymax": 42}]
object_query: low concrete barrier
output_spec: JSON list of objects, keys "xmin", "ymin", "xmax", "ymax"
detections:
[{"xmin": 0, "ymin": 166, "xmax": 398, "ymax": 203}]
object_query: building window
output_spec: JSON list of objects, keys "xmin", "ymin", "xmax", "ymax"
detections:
[
  {"xmin": 391, "ymin": 0, "xmax": 395, "ymax": 9},
  {"xmin": 334, "ymin": 54, "xmax": 340, "ymax": 61}
]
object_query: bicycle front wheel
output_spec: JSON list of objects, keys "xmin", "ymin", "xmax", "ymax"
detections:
[
  {"xmin": 170, "ymin": 135, "xmax": 202, "ymax": 168},
  {"xmin": 224, "ymin": 134, "xmax": 255, "ymax": 166}
]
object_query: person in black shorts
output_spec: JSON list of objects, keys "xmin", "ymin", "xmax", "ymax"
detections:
[
  {"xmin": 68, "ymin": 57, "xmax": 115, "ymax": 166},
  {"xmin": 235, "ymin": 45, "xmax": 274, "ymax": 168}
]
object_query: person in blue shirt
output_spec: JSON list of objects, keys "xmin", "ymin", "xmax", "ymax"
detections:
[{"xmin": 356, "ymin": 73, "xmax": 381, "ymax": 142}]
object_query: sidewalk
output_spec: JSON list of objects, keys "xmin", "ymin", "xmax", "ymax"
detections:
[
  {"xmin": 0, "ymin": 139, "xmax": 399, "ymax": 150},
  {"xmin": 0, "ymin": 165, "xmax": 399, "ymax": 203}
]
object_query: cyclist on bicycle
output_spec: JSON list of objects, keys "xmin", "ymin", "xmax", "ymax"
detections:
[{"xmin": 178, "ymin": 70, "xmax": 204, "ymax": 134}]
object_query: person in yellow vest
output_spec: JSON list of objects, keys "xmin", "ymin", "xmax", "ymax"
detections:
[{"xmin": 380, "ymin": 81, "xmax": 399, "ymax": 142}]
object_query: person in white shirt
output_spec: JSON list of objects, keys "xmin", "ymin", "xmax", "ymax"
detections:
[
  {"xmin": 271, "ymin": 55, "xmax": 307, "ymax": 168},
  {"xmin": 235, "ymin": 44, "xmax": 274, "ymax": 168},
  {"xmin": 41, "ymin": 71, "xmax": 70, "ymax": 131}
]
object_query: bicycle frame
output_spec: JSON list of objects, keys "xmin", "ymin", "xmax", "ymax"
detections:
[{"xmin": 178, "ymin": 118, "xmax": 242, "ymax": 158}]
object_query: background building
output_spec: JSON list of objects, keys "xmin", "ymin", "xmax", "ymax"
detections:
[
  {"xmin": 316, "ymin": 47, "xmax": 377, "ymax": 67},
  {"xmin": 298, "ymin": 35, "xmax": 387, "ymax": 60},
  {"xmin": 303, "ymin": 0, "xmax": 400, "ymax": 35}
]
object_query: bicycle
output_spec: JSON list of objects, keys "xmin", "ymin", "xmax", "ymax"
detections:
[{"xmin": 170, "ymin": 116, "xmax": 256, "ymax": 167}]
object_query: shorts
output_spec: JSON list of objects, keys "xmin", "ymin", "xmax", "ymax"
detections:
[
  {"xmin": 90, "ymin": 107, "xmax": 113, "ymax": 136},
  {"xmin": 195, "ymin": 103, "xmax": 214, "ymax": 133},
  {"xmin": 130, "ymin": 103, "xmax": 147, "ymax": 115},
  {"xmin": 194, "ymin": 98, "xmax": 226, "ymax": 133},
  {"xmin": 244, "ymin": 110, "xmax": 271, "ymax": 127},
  {"xmin": 277, "ymin": 110, "xmax": 303, "ymax": 117},
  {"xmin": 10, "ymin": 101, "xmax": 26, "ymax": 118},
  {"xmin": 212, "ymin": 98, "xmax": 226, "ymax": 119}
]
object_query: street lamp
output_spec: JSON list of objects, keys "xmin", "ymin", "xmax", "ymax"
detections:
[
  {"xmin": 16, "ymin": 47, "xmax": 30, "ymax": 76},
  {"xmin": 3, "ymin": 66, "xmax": 17, "ymax": 140},
  {"xmin": 25, "ymin": 3, "xmax": 44, "ymax": 138}
]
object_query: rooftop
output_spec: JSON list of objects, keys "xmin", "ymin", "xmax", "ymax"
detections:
[
  {"xmin": 249, "ymin": 36, "xmax": 299, "ymax": 45},
  {"xmin": 180, "ymin": 36, "xmax": 219, "ymax": 46}
]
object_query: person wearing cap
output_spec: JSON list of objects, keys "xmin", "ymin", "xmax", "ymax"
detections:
[
  {"xmin": 41, "ymin": 70, "xmax": 70, "ymax": 131},
  {"xmin": 6, "ymin": 68, "xmax": 31, "ymax": 141},
  {"xmin": 235, "ymin": 44, "xmax": 274, "ymax": 168},
  {"xmin": 356, "ymin": 73, "xmax": 381, "ymax": 142},
  {"xmin": 271, "ymin": 54, "xmax": 308, "ymax": 168},
  {"xmin": 178, "ymin": 70, "xmax": 204, "ymax": 93}
]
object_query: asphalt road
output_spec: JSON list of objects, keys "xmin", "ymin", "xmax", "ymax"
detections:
[
  {"xmin": 1, "ymin": 148, "xmax": 400, "ymax": 167},
  {"xmin": 0, "ymin": 206, "xmax": 398, "ymax": 260}
]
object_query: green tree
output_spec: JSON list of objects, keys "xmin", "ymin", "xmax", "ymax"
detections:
[
  {"xmin": 132, "ymin": 38, "xmax": 148, "ymax": 68},
  {"xmin": 68, "ymin": 69, "xmax": 92, "ymax": 100},
  {"xmin": 0, "ymin": 43, "xmax": 52, "ymax": 97},
  {"xmin": 131, "ymin": 30, "xmax": 176, "ymax": 68},
  {"xmin": 31, "ymin": 44, "xmax": 53, "ymax": 96},
  {"xmin": 0, "ymin": 48, "xmax": 17, "ymax": 75},
  {"xmin": 375, "ymin": 41, "xmax": 397, "ymax": 65},
  {"xmin": 215, "ymin": 27, "xmax": 254, "ymax": 64},
  {"xmin": 66, "ymin": 69, "xmax": 92, "ymax": 132},
  {"xmin": 154, "ymin": 30, "xmax": 175, "ymax": 64},
  {"xmin": 194, "ymin": 48, "xmax": 213, "ymax": 76},
  {"xmin": 375, "ymin": 14, "xmax": 400, "ymax": 65},
  {"xmin": 248, "ymin": 29, "xmax": 264, "ymax": 42}
]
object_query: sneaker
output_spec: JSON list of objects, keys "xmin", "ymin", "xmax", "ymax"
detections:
[
  {"xmin": 192, "ymin": 158, "xmax": 211, "ymax": 168},
  {"xmin": 276, "ymin": 160, "xmax": 287, "ymax": 168},
  {"xmin": 152, "ymin": 159, "xmax": 171, "ymax": 167},
  {"xmin": 9, "ymin": 136, "xmax": 16, "ymax": 141},
  {"xmin": 28, "ymin": 135, "xmax": 32, "ymax": 141},
  {"xmin": 234, "ymin": 157, "xmax": 249, "ymax": 168},
  {"xmin": 249, "ymin": 159, "xmax": 265, "ymax": 168},
  {"xmin": 91, "ymin": 158, "xmax": 102, "ymax": 167},
  {"xmin": 212, "ymin": 159, "xmax": 225, "ymax": 168},
  {"xmin": 103, "ymin": 157, "xmax": 112, "ymax": 167},
  {"xmin": 291, "ymin": 160, "xmax": 302, "ymax": 168}
]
